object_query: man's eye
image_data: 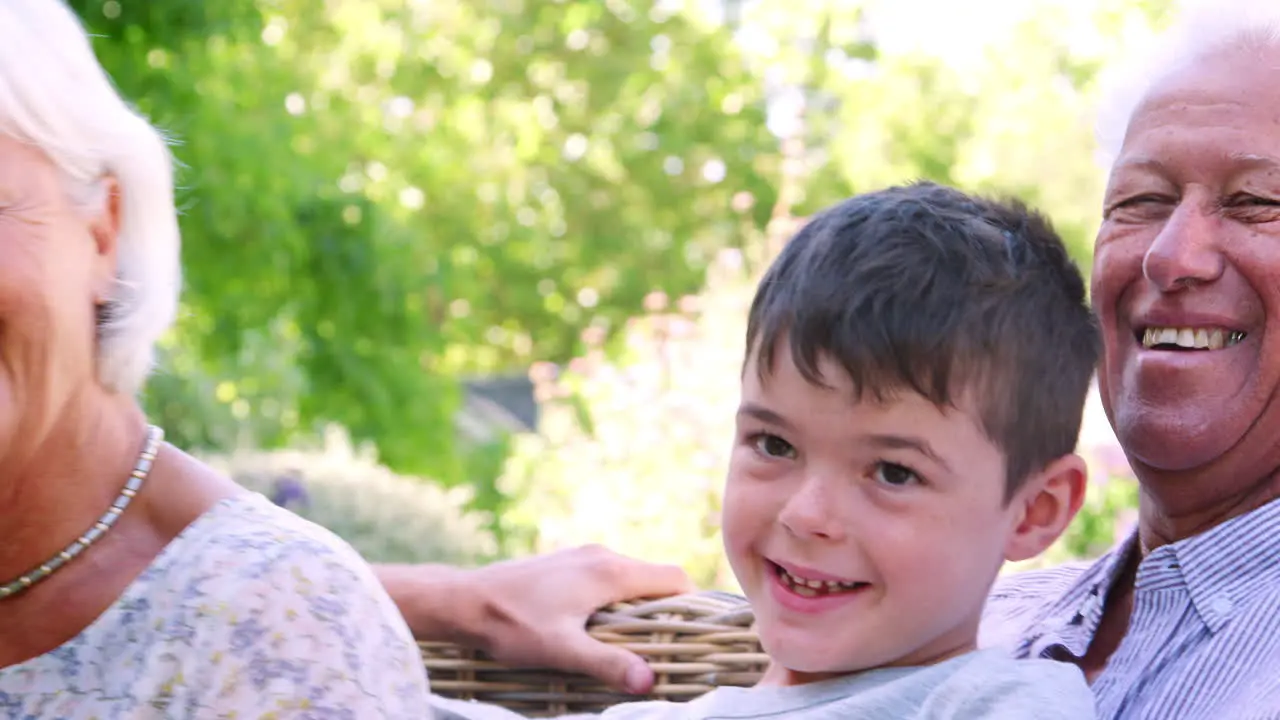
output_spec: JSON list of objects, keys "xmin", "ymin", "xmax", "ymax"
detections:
[
  {"xmin": 873, "ymin": 462, "xmax": 919, "ymax": 487},
  {"xmin": 1221, "ymin": 193, "xmax": 1280, "ymax": 223},
  {"xmin": 1105, "ymin": 194, "xmax": 1173, "ymax": 220},
  {"xmin": 751, "ymin": 434, "xmax": 796, "ymax": 459},
  {"xmin": 1118, "ymin": 195, "xmax": 1167, "ymax": 206},
  {"xmin": 1227, "ymin": 193, "xmax": 1280, "ymax": 207}
]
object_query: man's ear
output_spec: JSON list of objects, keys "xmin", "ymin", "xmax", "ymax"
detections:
[
  {"xmin": 1004, "ymin": 453, "xmax": 1087, "ymax": 563},
  {"xmin": 89, "ymin": 176, "xmax": 122, "ymax": 304}
]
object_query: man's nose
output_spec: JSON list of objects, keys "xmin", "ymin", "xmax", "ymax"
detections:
[{"xmin": 1143, "ymin": 200, "xmax": 1225, "ymax": 292}]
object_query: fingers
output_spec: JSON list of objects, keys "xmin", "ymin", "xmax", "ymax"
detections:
[
  {"xmin": 453, "ymin": 546, "xmax": 696, "ymax": 690},
  {"xmin": 619, "ymin": 559, "xmax": 696, "ymax": 599},
  {"xmin": 578, "ymin": 545, "xmax": 696, "ymax": 604},
  {"xmin": 551, "ymin": 633, "xmax": 657, "ymax": 695}
]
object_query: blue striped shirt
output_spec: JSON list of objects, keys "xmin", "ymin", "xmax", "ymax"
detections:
[{"xmin": 980, "ymin": 497, "xmax": 1280, "ymax": 719}]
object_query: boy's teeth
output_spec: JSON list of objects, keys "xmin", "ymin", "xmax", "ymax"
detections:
[
  {"xmin": 779, "ymin": 568, "xmax": 862, "ymax": 595},
  {"xmin": 1141, "ymin": 327, "xmax": 1244, "ymax": 350}
]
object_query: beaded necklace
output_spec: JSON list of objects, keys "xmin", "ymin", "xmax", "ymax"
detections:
[{"xmin": 0, "ymin": 425, "xmax": 164, "ymax": 599}]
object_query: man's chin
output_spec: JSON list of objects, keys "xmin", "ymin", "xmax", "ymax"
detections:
[{"xmin": 1114, "ymin": 410, "xmax": 1245, "ymax": 474}]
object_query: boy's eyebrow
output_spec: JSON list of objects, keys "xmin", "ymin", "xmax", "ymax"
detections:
[
  {"xmin": 738, "ymin": 404, "xmax": 954, "ymax": 473},
  {"xmin": 737, "ymin": 402, "xmax": 795, "ymax": 431},
  {"xmin": 865, "ymin": 434, "xmax": 953, "ymax": 473}
]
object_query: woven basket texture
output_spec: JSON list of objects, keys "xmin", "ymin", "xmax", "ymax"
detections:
[{"xmin": 420, "ymin": 591, "xmax": 766, "ymax": 716}]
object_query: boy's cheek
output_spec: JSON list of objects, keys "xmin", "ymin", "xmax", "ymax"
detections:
[
  {"xmin": 719, "ymin": 504, "xmax": 758, "ymax": 573},
  {"xmin": 721, "ymin": 464, "xmax": 782, "ymax": 532}
]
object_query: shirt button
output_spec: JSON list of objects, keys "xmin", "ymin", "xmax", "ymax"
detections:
[{"xmin": 1210, "ymin": 597, "xmax": 1234, "ymax": 616}]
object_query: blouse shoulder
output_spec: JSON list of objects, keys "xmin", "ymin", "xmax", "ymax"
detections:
[
  {"xmin": 1, "ymin": 492, "xmax": 430, "ymax": 719},
  {"xmin": 153, "ymin": 493, "xmax": 431, "ymax": 716}
]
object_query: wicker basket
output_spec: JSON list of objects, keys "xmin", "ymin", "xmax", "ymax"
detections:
[{"xmin": 420, "ymin": 591, "xmax": 767, "ymax": 717}]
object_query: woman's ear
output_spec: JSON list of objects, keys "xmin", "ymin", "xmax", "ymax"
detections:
[
  {"xmin": 88, "ymin": 176, "xmax": 122, "ymax": 304},
  {"xmin": 1004, "ymin": 454, "xmax": 1088, "ymax": 563}
]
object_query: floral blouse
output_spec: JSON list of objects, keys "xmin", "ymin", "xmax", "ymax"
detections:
[{"xmin": 0, "ymin": 492, "xmax": 429, "ymax": 719}]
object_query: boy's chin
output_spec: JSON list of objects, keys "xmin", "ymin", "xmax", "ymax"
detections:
[
  {"xmin": 756, "ymin": 659, "xmax": 861, "ymax": 687},
  {"xmin": 756, "ymin": 631, "xmax": 869, "ymax": 685}
]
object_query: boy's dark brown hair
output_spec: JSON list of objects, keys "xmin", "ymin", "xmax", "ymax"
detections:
[{"xmin": 746, "ymin": 181, "xmax": 1100, "ymax": 499}]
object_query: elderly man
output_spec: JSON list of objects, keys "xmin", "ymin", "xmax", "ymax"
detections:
[
  {"xmin": 979, "ymin": 2, "xmax": 1280, "ymax": 716},
  {"xmin": 383, "ymin": 1, "xmax": 1280, "ymax": 718}
]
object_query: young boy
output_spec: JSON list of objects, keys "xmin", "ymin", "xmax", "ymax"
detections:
[
  {"xmin": 433, "ymin": 182, "xmax": 1100, "ymax": 719},
  {"xmin": 600, "ymin": 181, "xmax": 1098, "ymax": 719}
]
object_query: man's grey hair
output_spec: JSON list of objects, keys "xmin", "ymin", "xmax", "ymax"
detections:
[
  {"xmin": 1095, "ymin": 0, "xmax": 1280, "ymax": 169},
  {"xmin": 0, "ymin": 0, "xmax": 181, "ymax": 396}
]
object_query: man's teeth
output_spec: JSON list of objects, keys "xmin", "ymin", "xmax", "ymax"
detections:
[
  {"xmin": 1141, "ymin": 327, "xmax": 1245, "ymax": 350},
  {"xmin": 778, "ymin": 568, "xmax": 864, "ymax": 596}
]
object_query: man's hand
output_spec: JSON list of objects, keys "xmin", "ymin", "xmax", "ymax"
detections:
[{"xmin": 377, "ymin": 546, "xmax": 693, "ymax": 695}]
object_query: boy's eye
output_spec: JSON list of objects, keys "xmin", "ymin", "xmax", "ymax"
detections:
[
  {"xmin": 752, "ymin": 434, "xmax": 796, "ymax": 459},
  {"xmin": 873, "ymin": 462, "xmax": 919, "ymax": 487}
]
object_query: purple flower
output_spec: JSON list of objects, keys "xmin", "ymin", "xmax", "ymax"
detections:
[{"xmin": 270, "ymin": 472, "xmax": 310, "ymax": 509}]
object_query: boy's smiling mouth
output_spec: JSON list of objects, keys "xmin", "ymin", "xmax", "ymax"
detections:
[{"xmin": 768, "ymin": 559, "xmax": 869, "ymax": 597}]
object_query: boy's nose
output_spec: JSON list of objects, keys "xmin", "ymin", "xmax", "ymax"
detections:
[{"xmin": 777, "ymin": 474, "xmax": 848, "ymax": 542}]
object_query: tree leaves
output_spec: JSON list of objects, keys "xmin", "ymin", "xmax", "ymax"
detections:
[{"xmin": 73, "ymin": 0, "xmax": 775, "ymax": 484}]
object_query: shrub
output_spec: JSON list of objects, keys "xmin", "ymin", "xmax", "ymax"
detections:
[{"xmin": 206, "ymin": 425, "xmax": 497, "ymax": 566}]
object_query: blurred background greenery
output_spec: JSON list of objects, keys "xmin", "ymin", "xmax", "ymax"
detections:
[{"xmin": 73, "ymin": 0, "xmax": 1169, "ymax": 589}]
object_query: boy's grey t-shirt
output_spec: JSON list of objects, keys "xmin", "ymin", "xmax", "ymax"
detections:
[
  {"xmin": 428, "ymin": 649, "xmax": 1095, "ymax": 720},
  {"xmin": 596, "ymin": 649, "xmax": 1094, "ymax": 719}
]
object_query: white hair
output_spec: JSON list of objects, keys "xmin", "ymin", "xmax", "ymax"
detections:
[
  {"xmin": 1095, "ymin": 0, "xmax": 1280, "ymax": 170},
  {"xmin": 0, "ymin": 0, "xmax": 180, "ymax": 396}
]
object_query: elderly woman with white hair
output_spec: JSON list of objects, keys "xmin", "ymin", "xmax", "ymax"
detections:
[{"xmin": 0, "ymin": 2, "xmax": 430, "ymax": 715}]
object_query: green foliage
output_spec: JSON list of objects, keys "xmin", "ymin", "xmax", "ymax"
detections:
[
  {"xmin": 71, "ymin": 0, "xmax": 778, "ymax": 482},
  {"xmin": 499, "ymin": 250, "xmax": 755, "ymax": 586},
  {"xmin": 736, "ymin": 0, "xmax": 1159, "ymax": 269},
  {"xmin": 208, "ymin": 426, "xmax": 498, "ymax": 565},
  {"xmin": 142, "ymin": 326, "xmax": 306, "ymax": 451},
  {"xmin": 1051, "ymin": 477, "xmax": 1140, "ymax": 564}
]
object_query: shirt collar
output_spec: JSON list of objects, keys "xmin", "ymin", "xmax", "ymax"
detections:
[
  {"xmin": 1031, "ymin": 495, "xmax": 1280, "ymax": 655},
  {"xmin": 1027, "ymin": 534, "xmax": 1137, "ymax": 659},
  {"xmin": 1166, "ymin": 495, "xmax": 1280, "ymax": 633}
]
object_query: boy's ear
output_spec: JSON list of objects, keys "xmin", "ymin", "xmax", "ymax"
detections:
[{"xmin": 1004, "ymin": 453, "xmax": 1087, "ymax": 563}]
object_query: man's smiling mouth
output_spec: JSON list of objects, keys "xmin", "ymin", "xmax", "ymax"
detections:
[{"xmin": 1138, "ymin": 326, "xmax": 1246, "ymax": 351}]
